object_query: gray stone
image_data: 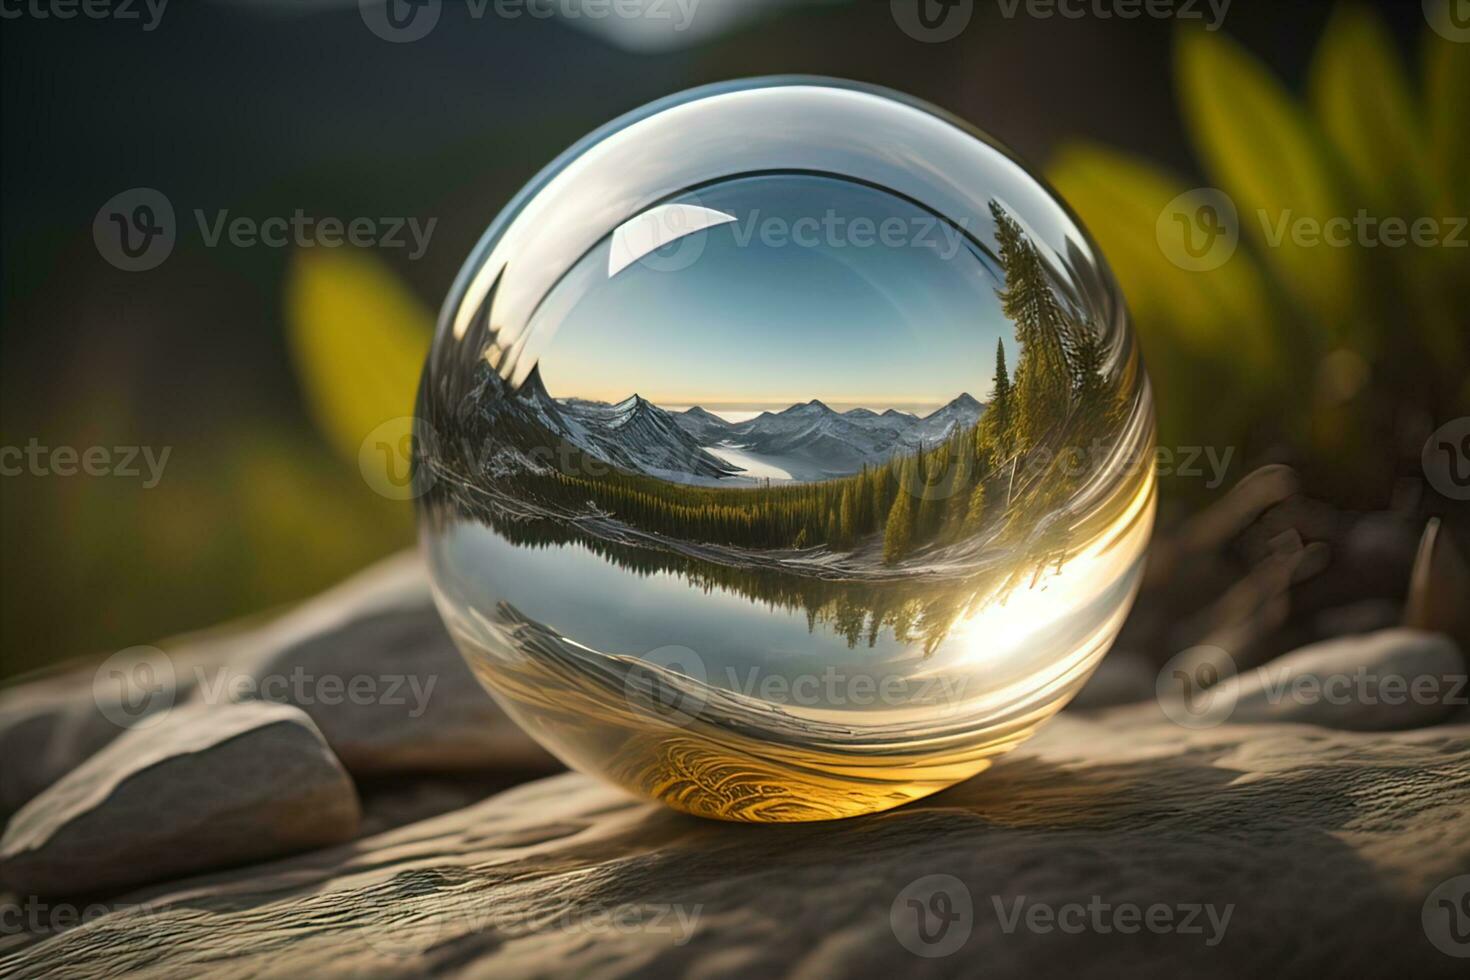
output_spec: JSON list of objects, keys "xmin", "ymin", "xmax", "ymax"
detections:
[
  {"xmin": 0, "ymin": 701, "xmax": 359, "ymax": 898},
  {"xmin": 1227, "ymin": 628, "xmax": 1466, "ymax": 730}
]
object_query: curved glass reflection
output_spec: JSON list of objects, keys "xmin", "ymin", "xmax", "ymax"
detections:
[{"xmin": 416, "ymin": 79, "xmax": 1155, "ymax": 822}]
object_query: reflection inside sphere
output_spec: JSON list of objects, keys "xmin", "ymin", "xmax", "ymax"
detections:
[{"xmin": 416, "ymin": 79, "xmax": 1155, "ymax": 822}]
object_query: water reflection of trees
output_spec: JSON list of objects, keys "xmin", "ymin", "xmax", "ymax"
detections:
[{"xmin": 423, "ymin": 485, "xmax": 1003, "ymax": 654}]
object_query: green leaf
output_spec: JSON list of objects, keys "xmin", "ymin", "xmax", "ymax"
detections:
[
  {"xmin": 1309, "ymin": 4, "xmax": 1430, "ymax": 214},
  {"xmin": 286, "ymin": 249, "xmax": 433, "ymax": 462},
  {"xmin": 1048, "ymin": 143, "xmax": 1277, "ymax": 372},
  {"xmin": 1048, "ymin": 144, "xmax": 1283, "ymax": 452},
  {"xmin": 1177, "ymin": 27, "xmax": 1354, "ymax": 332},
  {"xmin": 1424, "ymin": 21, "xmax": 1470, "ymax": 214}
]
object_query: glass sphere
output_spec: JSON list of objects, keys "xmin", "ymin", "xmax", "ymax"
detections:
[{"xmin": 416, "ymin": 79, "xmax": 1155, "ymax": 822}]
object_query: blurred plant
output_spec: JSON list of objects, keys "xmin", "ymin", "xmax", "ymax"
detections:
[
  {"xmin": 1048, "ymin": 4, "xmax": 1468, "ymax": 504},
  {"xmin": 286, "ymin": 249, "xmax": 433, "ymax": 463}
]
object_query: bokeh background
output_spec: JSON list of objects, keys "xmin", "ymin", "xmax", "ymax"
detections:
[{"xmin": 2, "ymin": 0, "xmax": 1465, "ymax": 678}]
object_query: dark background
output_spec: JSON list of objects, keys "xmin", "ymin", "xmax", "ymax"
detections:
[{"xmin": 0, "ymin": 0, "xmax": 1451, "ymax": 676}]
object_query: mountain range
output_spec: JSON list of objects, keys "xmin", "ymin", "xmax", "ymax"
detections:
[{"xmin": 496, "ymin": 367, "xmax": 984, "ymax": 484}]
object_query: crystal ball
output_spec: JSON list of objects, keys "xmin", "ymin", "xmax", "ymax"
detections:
[{"xmin": 416, "ymin": 79, "xmax": 1155, "ymax": 822}]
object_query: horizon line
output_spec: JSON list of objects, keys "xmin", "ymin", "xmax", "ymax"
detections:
[{"xmin": 552, "ymin": 394, "xmax": 982, "ymax": 415}]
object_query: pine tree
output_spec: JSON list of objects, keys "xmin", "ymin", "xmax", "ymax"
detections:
[
  {"xmin": 1068, "ymin": 313, "xmax": 1110, "ymax": 432},
  {"xmin": 961, "ymin": 482, "xmax": 987, "ymax": 535},
  {"xmin": 990, "ymin": 201, "xmax": 1071, "ymax": 451},
  {"xmin": 838, "ymin": 486, "xmax": 858, "ymax": 546},
  {"xmin": 882, "ymin": 489, "xmax": 913, "ymax": 564},
  {"xmin": 984, "ymin": 337, "xmax": 1014, "ymax": 458}
]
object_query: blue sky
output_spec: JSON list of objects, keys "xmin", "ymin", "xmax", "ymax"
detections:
[{"xmin": 535, "ymin": 175, "xmax": 1018, "ymax": 412}]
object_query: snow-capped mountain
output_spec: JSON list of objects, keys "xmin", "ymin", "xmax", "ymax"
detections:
[
  {"xmin": 908, "ymin": 392, "xmax": 984, "ymax": 444},
  {"xmin": 674, "ymin": 405, "xmax": 737, "ymax": 444},
  {"xmin": 674, "ymin": 394, "xmax": 985, "ymax": 480},
  {"xmin": 512, "ymin": 370, "xmax": 740, "ymax": 479}
]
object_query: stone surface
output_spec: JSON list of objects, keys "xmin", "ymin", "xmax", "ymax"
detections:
[
  {"xmin": 1226, "ymin": 628, "xmax": 1467, "ymax": 730},
  {"xmin": 0, "ymin": 553, "xmax": 557, "ymax": 816},
  {"xmin": 0, "ymin": 701, "xmax": 360, "ymax": 898},
  {"xmin": 0, "ymin": 706, "xmax": 1466, "ymax": 978}
]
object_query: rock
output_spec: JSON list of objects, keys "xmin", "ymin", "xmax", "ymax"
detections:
[
  {"xmin": 217, "ymin": 553, "xmax": 556, "ymax": 777},
  {"xmin": 1405, "ymin": 518, "xmax": 1470, "ymax": 652},
  {"xmin": 1, "ymin": 708, "xmax": 1466, "ymax": 978},
  {"xmin": 0, "ymin": 701, "xmax": 359, "ymax": 898},
  {"xmin": 1226, "ymin": 628, "xmax": 1467, "ymax": 730},
  {"xmin": 0, "ymin": 641, "xmax": 214, "ymax": 815},
  {"xmin": 0, "ymin": 677, "xmax": 136, "ymax": 819},
  {"xmin": 0, "ymin": 552, "xmax": 557, "ymax": 816}
]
